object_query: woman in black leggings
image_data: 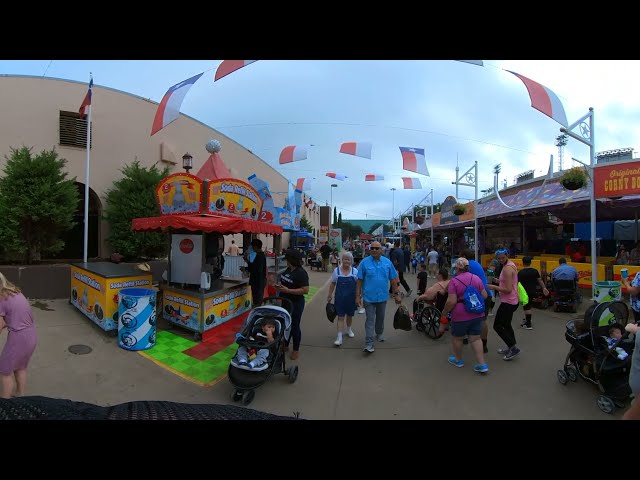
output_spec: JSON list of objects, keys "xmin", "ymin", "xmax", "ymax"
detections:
[
  {"xmin": 276, "ymin": 249, "xmax": 309, "ymax": 361},
  {"xmin": 486, "ymin": 249, "xmax": 520, "ymax": 361}
]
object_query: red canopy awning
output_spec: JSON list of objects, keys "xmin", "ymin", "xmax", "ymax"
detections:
[{"xmin": 132, "ymin": 215, "xmax": 283, "ymax": 235}]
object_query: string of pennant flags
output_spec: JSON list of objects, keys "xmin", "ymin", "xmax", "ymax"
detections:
[{"xmin": 145, "ymin": 60, "xmax": 568, "ymax": 139}]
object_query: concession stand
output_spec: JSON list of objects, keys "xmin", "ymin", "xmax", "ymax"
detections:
[
  {"xmin": 132, "ymin": 171, "xmax": 282, "ymax": 341},
  {"xmin": 70, "ymin": 262, "xmax": 153, "ymax": 334}
]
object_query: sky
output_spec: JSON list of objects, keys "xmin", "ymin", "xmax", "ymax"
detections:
[{"xmin": 1, "ymin": 60, "xmax": 638, "ymax": 222}]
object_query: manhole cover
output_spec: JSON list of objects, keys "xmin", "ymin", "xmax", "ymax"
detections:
[{"xmin": 68, "ymin": 344, "xmax": 92, "ymax": 355}]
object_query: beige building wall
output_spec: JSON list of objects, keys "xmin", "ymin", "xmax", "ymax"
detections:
[{"xmin": 0, "ymin": 75, "xmax": 322, "ymax": 257}]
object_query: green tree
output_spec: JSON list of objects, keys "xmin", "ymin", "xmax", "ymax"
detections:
[
  {"xmin": 104, "ymin": 160, "xmax": 170, "ymax": 260},
  {"xmin": 300, "ymin": 214, "xmax": 313, "ymax": 231},
  {"xmin": 338, "ymin": 212, "xmax": 342, "ymax": 224},
  {"xmin": 0, "ymin": 147, "xmax": 78, "ymax": 263},
  {"xmin": 333, "ymin": 206, "xmax": 337, "ymax": 225}
]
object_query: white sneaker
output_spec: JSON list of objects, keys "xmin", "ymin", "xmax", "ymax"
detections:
[
  {"xmin": 334, "ymin": 335, "xmax": 343, "ymax": 346},
  {"xmin": 358, "ymin": 307, "xmax": 365, "ymax": 314},
  {"xmin": 346, "ymin": 328, "xmax": 355, "ymax": 338}
]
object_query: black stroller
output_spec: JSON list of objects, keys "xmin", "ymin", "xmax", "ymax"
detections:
[
  {"xmin": 557, "ymin": 300, "xmax": 635, "ymax": 414},
  {"xmin": 228, "ymin": 297, "xmax": 298, "ymax": 406}
]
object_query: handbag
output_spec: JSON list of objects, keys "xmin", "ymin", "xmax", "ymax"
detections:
[{"xmin": 393, "ymin": 305, "xmax": 412, "ymax": 331}]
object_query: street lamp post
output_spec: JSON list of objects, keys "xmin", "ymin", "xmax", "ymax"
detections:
[
  {"xmin": 561, "ymin": 108, "xmax": 597, "ymax": 295},
  {"xmin": 452, "ymin": 161, "xmax": 479, "ymax": 261},
  {"xmin": 390, "ymin": 188, "xmax": 396, "ymax": 233},
  {"xmin": 330, "ymin": 184, "xmax": 338, "ymax": 228}
]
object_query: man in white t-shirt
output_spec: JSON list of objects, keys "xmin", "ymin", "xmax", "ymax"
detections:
[
  {"xmin": 227, "ymin": 240, "xmax": 240, "ymax": 256},
  {"xmin": 426, "ymin": 248, "xmax": 439, "ymax": 279}
]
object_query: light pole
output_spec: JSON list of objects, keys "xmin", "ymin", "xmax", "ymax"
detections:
[
  {"xmin": 452, "ymin": 161, "xmax": 478, "ymax": 261},
  {"xmin": 330, "ymin": 184, "xmax": 338, "ymax": 228},
  {"xmin": 390, "ymin": 188, "xmax": 396, "ymax": 234},
  {"xmin": 561, "ymin": 108, "xmax": 596, "ymax": 295}
]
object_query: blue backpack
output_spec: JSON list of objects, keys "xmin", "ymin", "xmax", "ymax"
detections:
[{"xmin": 454, "ymin": 275, "xmax": 485, "ymax": 314}]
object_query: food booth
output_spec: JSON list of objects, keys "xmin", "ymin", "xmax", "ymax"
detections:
[{"xmin": 132, "ymin": 171, "xmax": 282, "ymax": 341}]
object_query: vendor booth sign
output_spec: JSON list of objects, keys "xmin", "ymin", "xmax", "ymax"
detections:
[
  {"xmin": 247, "ymin": 173, "xmax": 277, "ymax": 223},
  {"xmin": 274, "ymin": 208, "xmax": 300, "ymax": 231},
  {"xmin": 440, "ymin": 196, "xmax": 461, "ymax": 225},
  {"xmin": 156, "ymin": 173, "xmax": 204, "ymax": 215},
  {"xmin": 329, "ymin": 228, "xmax": 342, "ymax": 252},
  {"xmin": 594, "ymin": 161, "xmax": 640, "ymax": 199},
  {"xmin": 207, "ymin": 178, "xmax": 262, "ymax": 220},
  {"xmin": 163, "ymin": 291, "xmax": 202, "ymax": 332},
  {"xmin": 203, "ymin": 285, "xmax": 252, "ymax": 331}
]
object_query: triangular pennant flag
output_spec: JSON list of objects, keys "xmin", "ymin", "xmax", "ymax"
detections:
[
  {"xmin": 400, "ymin": 147, "xmax": 429, "ymax": 176},
  {"xmin": 402, "ymin": 177, "xmax": 422, "ymax": 189},
  {"xmin": 214, "ymin": 60, "xmax": 257, "ymax": 82},
  {"xmin": 506, "ymin": 70, "xmax": 568, "ymax": 127},
  {"xmin": 151, "ymin": 72, "xmax": 204, "ymax": 136},
  {"xmin": 339, "ymin": 141, "xmax": 372, "ymax": 159}
]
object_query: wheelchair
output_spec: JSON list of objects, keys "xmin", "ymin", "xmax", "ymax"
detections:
[{"xmin": 413, "ymin": 298, "xmax": 444, "ymax": 340}]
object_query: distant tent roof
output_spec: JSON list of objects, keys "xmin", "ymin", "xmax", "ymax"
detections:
[{"xmin": 196, "ymin": 152, "xmax": 232, "ymax": 180}]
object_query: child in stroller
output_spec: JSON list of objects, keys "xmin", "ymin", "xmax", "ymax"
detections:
[
  {"xmin": 231, "ymin": 317, "xmax": 277, "ymax": 371},
  {"xmin": 558, "ymin": 300, "xmax": 636, "ymax": 414},
  {"xmin": 228, "ymin": 297, "xmax": 298, "ymax": 406}
]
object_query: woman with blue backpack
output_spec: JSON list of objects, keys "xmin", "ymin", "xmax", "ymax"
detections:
[{"xmin": 438, "ymin": 257, "xmax": 489, "ymax": 374}]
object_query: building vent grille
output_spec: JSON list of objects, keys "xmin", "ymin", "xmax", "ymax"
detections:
[{"xmin": 59, "ymin": 111, "xmax": 92, "ymax": 148}]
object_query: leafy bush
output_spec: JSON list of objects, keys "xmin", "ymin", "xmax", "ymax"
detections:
[
  {"xmin": 453, "ymin": 203, "xmax": 466, "ymax": 215},
  {"xmin": 0, "ymin": 147, "xmax": 78, "ymax": 263},
  {"xmin": 104, "ymin": 161, "xmax": 170, "ymax": 260}
]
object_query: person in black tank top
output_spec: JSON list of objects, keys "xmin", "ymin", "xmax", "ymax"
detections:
[
  {"xmin": 418, "ymin": 268, "xmax": 449, "ymax": 312},
  {"xmin": 276, "ymin": 249, "xmax": 309, "ymax": 361}
]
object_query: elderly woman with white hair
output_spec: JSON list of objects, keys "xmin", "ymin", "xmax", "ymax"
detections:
[{"xmin": 327, "ymin": 251, "xmax": 359, "ymax": 346}]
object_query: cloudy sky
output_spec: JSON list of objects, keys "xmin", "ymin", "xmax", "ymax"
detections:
[{"xmin": 1, "ymin": 60, "xmax": 637, "ymax": 221}]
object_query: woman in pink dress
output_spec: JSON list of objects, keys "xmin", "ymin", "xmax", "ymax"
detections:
[{"xmin": 0, "ymin": 272, "xmax": 37, "ymax": 398}]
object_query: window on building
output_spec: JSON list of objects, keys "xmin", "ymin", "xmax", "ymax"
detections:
[{"xmin": 59, "ymin": 111, "xmax": 92, "ymax": 148}]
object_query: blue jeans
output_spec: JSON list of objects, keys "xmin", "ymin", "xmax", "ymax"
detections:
[{"xmin": 364, "ymin": 301, "xmax": 387, "ymax": 347}]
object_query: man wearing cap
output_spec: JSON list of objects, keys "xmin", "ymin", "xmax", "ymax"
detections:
[{"xmin": 356, "ymin": 241, "xmax": 402, "ymax": 354}]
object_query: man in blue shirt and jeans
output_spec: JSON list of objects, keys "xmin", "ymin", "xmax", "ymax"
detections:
[{"xmin": 357, "ymin": 241, "xmax": 402, "ymax": 353}]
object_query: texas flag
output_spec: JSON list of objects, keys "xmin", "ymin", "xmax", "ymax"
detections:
[
  {"xmin": 151, "ymin": 72, "xmax": 204, "ymax": 136},
  {"xmin": 365, "ymin": 174, "xmax": 384, "ymax": 181},
  {"xmin": 400, "ymin": 147, "xmax": 429, "ymax": 176},
  {"xmin": 279, "ymin": 145, "xmax": 309, "ymax": 164},
  {"xmin": 402, "ymin": 177, "xmax": 423, "ymax": 189},
  {"xmin": 506, "ymin": 70, "xmax": 568, "ymax": 127},
  {"xmin": 327, "ymin": 172, "xmax": 347, "ymax": 181},
  {"xmin": 295, "ymin": 178, "xmax": 314, "ymax": 191},
  {"xmin": 78, "ymin": 78, "xmax": 93, "ymax": 118},
  {"xmin": 214, "ymin": 60, "xmax": 257, "ymax": 82},
  {"xmin": 339, "ymin": 141, "xmax": 372, "ymax": 159}
]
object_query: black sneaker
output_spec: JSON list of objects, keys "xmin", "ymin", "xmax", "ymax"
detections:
[
  {"xmin": 523, "ymin": 325, "xmax": 533, "ymax": 330},
  {"xmin": 463, "ymin": 337, "xmax": 469, "ymax": 345},
  {"xmin": 503, "ymin": 347, "xmax": 521, "ymax": 361},
  {"xmin": 483, "ymin": 345, "xmax": 489, "ymax": 354}
]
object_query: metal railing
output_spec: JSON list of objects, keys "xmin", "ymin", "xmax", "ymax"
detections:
[{"xmin": 223, "ymin": 255, "xmax": 246, "ymax": 278}]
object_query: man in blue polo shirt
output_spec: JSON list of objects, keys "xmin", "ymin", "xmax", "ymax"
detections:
[
  {"xmin": 356, "ymin": 241, "xmax": 402, "ymax": 353},
  {"xmin": 551, "ymin": 258, "xmax": 578, "ymax": 281}
]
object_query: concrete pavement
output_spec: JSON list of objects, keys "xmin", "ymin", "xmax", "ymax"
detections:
[{"xmin": 1, "ymin": 269, "xmax": 626, "ymax": 419}]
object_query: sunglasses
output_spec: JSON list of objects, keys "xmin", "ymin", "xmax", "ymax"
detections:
[{"xmin": 370, "ymin": 247, "xmax": 381, "ymax": 250}]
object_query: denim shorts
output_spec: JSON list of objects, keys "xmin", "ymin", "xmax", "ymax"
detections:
[{"xmin": 450, "ymin": 317, "xmax": 483, "ymax": 337}]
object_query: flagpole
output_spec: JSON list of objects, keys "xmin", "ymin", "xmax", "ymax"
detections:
[{"xmin": 83, "ymin": 76, "xmax": 92, "ymax": 263}]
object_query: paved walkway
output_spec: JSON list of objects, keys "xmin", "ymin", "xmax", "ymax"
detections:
[{"xmin": 1, "ymin": 269, "xmax": 627, "ymax": 419}]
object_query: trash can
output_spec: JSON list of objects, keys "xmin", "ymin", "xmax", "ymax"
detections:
[
  {"xmin": 594, "ymin": 281, "xmax": 622, "ymax": 304},
  {"xmin": 118, "ymin": 288, "xmax": 157, "ymax": 351}
]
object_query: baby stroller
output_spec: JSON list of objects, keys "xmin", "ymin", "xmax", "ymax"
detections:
[
  {"xmin": 557, "ymin": 300, "xmax": 635, "ymax": 414},
  {"xmin": 228, "ymin": 297, "xmax": 298, "ymax": 406},
  {"xmin": 551, "ymin": 278, "xmax": 581, "ymax": 313}
]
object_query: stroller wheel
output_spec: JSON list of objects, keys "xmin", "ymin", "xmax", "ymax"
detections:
[
  {"xmin": 566, "ymin": 365, "xmax": 578, "ymax": 382},
  {"xmin": 231, "ymin": 389, "xmax": 243, "ymax": 402},
  {"xmin": 287, "ymin": 365, "xmax": 299, "ymax": 383},
  {"xmin": 557, "ymin": 370, "xmax": 568, "ymax": 385},
  {"xmin": 597, "ymin": 395, "xmax": 615, "ymax": 414},
  {"xmin": 241, "ymin": 389, "xmax": 255, "ymax": 406}
]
